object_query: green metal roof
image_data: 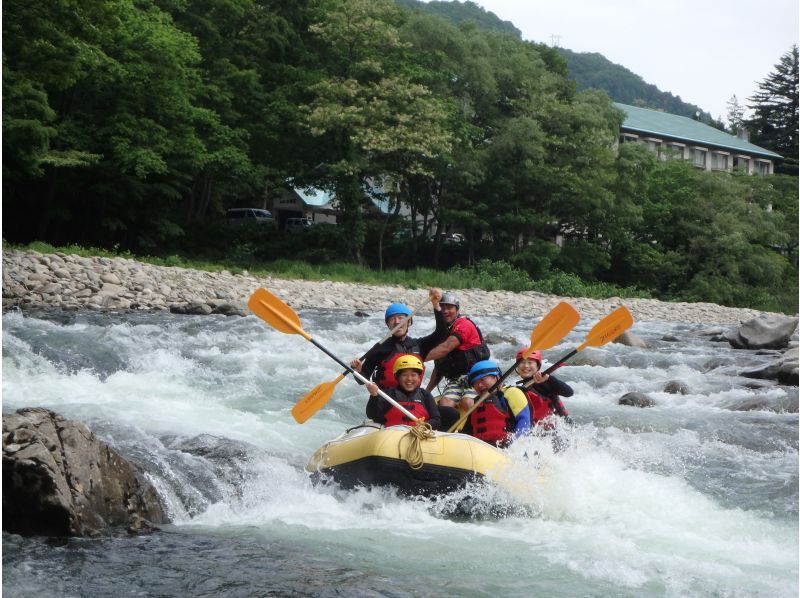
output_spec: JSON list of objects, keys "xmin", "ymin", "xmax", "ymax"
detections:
[
  {"xmin": 294, "ymin": 187, "xmax": 334, "ymax": 207},
  {"xmin": 293, "ymin": 185, "xmax": 397, "ymax": 215},
  {"xmin": 615, "ymin": 103, "xmax": 782, "ymax": 160}
]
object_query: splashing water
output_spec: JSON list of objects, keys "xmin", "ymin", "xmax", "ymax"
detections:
[{"xmin": 3, "ymin": 309, "xmax": 797, "ymax": 597}]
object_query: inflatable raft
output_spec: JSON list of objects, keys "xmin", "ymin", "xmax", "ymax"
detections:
[{"xmin": 306, "ymin": 423, "xmax": 512, "ymax": 496}]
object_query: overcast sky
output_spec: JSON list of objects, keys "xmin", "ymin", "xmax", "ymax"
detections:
[{"xmin": 469, "ymin": 0, "xmax": 799, "ymax": 123}]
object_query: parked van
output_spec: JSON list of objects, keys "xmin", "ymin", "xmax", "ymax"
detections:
[
  {"xmin": 285, "ymin": 217, "xmax": 314, "ymax": 233},
  {"xmin": 225, "ymin": 208, "xmax": 274, "ymax": 225}
]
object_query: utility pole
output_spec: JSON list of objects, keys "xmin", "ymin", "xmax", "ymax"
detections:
[{"xmin": 549, "ymin": 34, "xmax": 562, "ymax": 47}]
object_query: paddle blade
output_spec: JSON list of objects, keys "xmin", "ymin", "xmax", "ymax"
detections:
[
  {"xmin": 579, "ymin": 306, "xmax": 634, "ymax": 350},
  {"xmin": 292, "ymin": 374, "xmax": 345, "ymax": 423},
  {"xmin": 248, "ymin": 288, "xmax": 307, "ymax": 337},
  {"xmin": 525, "ymin": 302, "xmax": 580, "ymax": 354}
]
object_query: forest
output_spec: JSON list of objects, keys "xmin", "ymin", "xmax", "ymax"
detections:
[{"xmin": 3, "ymin": 0, "xmax": 798, "ymax": 313}]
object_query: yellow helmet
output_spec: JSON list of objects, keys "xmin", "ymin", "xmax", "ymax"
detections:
[{"xmin": 392, "ymin": 354, "xmax": 424, "ymax": 375}]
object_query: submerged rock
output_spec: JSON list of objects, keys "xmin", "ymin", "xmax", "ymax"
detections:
[
  {"xmin": 2, "ymin": 408, "xmax": 168, "ymax": 537},
  {"xmin": 618, "ymin": 392, "xmax": 655, "ymax": 408},
  {"xmin": 663, "ymin": 381, "xmax": 689, "ymax": 395}
]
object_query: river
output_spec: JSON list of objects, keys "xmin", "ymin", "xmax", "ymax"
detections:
[{"xmin": 2, "ymin": 307, "xmax": 798, "ymax": 597}]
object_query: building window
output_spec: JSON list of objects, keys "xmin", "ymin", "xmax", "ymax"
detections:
[
  {"xmin": 621, "ymin": 133, "xmax": 638, "ymax": 144},
  {"xmin": 734, "ymin": 156, "xmax": 750, "ymax": 172},
  {"xmin": 710, "ymin": 152, "xmax": 729, "ymax": 171},
  {"xmin": 664, "ymin": 144, "xmax": 685, "ymax": 160},
  {"xmin": 692, "ymin": 148, "xmax": 707, "ymax": 168},
  {"xmin": 755, "ymin": 160, "xmax": 771, "ymax": 175}
]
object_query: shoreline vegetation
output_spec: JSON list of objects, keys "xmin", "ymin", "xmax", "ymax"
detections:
[{"xmin": 2, "ymin": 243, "xmax": 781, "ymax": 325}]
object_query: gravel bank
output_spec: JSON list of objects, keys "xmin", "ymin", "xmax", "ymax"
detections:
[{"xmin": 2, "ymin": 249, "xmax": 774, "ymax": 325}]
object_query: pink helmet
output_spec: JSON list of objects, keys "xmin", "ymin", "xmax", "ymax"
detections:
[{"xmin": 515, "ymin": 348, "xmax": 542, "ymax": 365}]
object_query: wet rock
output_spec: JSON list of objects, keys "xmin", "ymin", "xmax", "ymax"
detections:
[
  {"xmin": 618, "ymin": 392, "xmax": 655, "ymax": 407},
  {"xmin": 170, "ymin": 302, "xmax": 213, "ymax": 315},
  {"xmin": 484, "ymin": 332, "xmax": 518, "ymax": 346},
  {"xmin": 2, "ymin": 408, "xmax": 168, "ymax": 537},
  {"xmin": 703, "ymin": 357, "xmax": 735, "ymax": 371},
  {"xmin": 354, "ymin": 310, "xmax": 370, "ymax": 318},
  {"xmin": 661, "ymin": 334, "xmax": 681, "ymax": 342},
  {"xmin": 725, "ymin": 314, "xmax": 799, "ymax": 350},
  {"xmin": 663, "ymin": 381, "xmax": 689, "ymax": 395},
  {"xmin": 614, "ymin": 331, "xmax": 648, "ymax": 348},
  {"xmin": 740, "ymin": 347, "xmax": 799, "ymax": 386},
  {"xmin": 211, "ymin": 303, "xmax": 248, "ymax": 317},
  {"xmin": 698, "ymin": 327, "xmax": 724, "ymax": 336}
]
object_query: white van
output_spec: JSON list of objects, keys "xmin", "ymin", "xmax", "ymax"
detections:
[
  {"xmin": 225, "ymin": 208, "xmax": 274, "ymax": 225},
  {"xmin": 285, "ymin": 217, "xmax": 314, "ymax": 233}
]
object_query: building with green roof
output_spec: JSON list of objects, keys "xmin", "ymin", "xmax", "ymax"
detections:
[{"xmin": 616, "ymin": 103, "xmax": 782, "ymax": 175}]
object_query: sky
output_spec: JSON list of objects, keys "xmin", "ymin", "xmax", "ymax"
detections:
[{"xmin": 469, "ymin": 0, "xmax": 799, "ymax": 123}]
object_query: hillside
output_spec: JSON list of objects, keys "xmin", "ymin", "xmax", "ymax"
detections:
[
  {"xmin": 557, "ymin": 48, "xmax": 714, "ymax": 122},
  {"xmin": 397, "ymin": 0, "xmax": 714, "ymax": 121}
]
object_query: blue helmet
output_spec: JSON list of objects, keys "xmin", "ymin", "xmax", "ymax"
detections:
[
  {"xmin": 467, "ymin": 360, "xmax": 501, "ymax": 385},
  {"xmin": 385, "ymin": 302, "xmax": 412, "ymax": 320}
]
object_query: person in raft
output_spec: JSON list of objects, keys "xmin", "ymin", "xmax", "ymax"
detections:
[
  {"xmin": 464, "ymin": 360, "xmax": 531, "ymax": 447},
  {"xmin": 424, "ymin": 292, "xmax": 490, "ymax": 428},
  {"xmin": 351, "ymin": 288, "xmax": 448, "ymax": 390},
  {"xmin": 365, "ymin": 355, "xmax": 442, "ymax": 430},
  {"xmin": 513, "ymin": 348, "xmax": 574, "ymax": 428}
]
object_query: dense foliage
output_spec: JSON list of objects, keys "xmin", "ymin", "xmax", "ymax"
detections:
[{"xmin": 2, "ymin": 0, "xmax": 797, "ymax": 313}]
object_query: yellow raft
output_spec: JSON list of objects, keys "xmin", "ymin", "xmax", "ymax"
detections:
[{"xmin": 306, "ymin": 423, "xmax": 513, "ymax": 496}]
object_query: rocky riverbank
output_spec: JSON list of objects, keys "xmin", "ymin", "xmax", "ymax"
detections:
[{"xmin": 0, "ymin": 248, "xmax": 782, "ymax": 324}]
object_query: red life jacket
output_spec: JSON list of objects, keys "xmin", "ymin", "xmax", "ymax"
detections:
[
  {"xmin": 469, "ymin": 393, "xmax": 513, "ymax": 447},
  {"xmin": 522, "ymin": 387, "xmax": 569, "ymax": 427},
  {"xmin": 383, "ymin": 388, "xmax": 431, "ymax": 427},
  {"xmin": 434, "ymin": 317, "xmax": 490, "ymax": 380},
  {"xmin": 377, "ymin": 352, "xmax": 425, "ymax": 389}
]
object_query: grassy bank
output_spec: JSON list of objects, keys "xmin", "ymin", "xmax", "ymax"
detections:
[{"xmin": 7, "ymin": 241, "xmax": 651, "ymax": 301}]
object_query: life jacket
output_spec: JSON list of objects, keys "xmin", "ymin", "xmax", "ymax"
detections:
[
  {"xmin": 375, "ymin": 339, "xmax": 422, "ymax": 388},
  {"xmin": 469, "ymin": 391, "xmax": 514, "ymax": 447},
  {"xmin": 435, "ymin": 317, "xmax": 490, "ymax": 380},
  {"xmin": 383, "ymin": 388, "xmax": 431, "ymax": 427},
  {"xmin": 518, "ymin": 382, "xmax": 569, "ymax": 425}
]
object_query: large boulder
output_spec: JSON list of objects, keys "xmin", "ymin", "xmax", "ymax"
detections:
[
  {"xmin": 3, "ymin": 408, "xmax": 168, "ymax": 537},
  {"xmin": 725, "ymin": 314, "xmax": 798, "ymax": 350}
]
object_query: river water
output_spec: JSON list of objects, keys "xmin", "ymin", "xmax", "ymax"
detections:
[{"xmin": 2, "ymin": 307, "xmax": 798, "ymax": 597}]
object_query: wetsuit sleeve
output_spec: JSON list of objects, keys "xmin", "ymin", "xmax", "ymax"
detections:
[
  {"xmin": 503, "ymin": 387, "xmax": 531, "ymax": 437},
  {"xmin": 537, "ymin": 376, "xmax": 574, "ymax": 398},
  {"xmin": 418, "ymin": 309, "xmax": 450, "ymax": 358},
  {"xmin": 365, "ymin": 395, "xmax": 385, "ymax": 422},
  {"xmin": 421, "ymin": 390, "xmax": 441, "ymax": 430},
  {"xmin": 366, "ymin": 387, "xmax": 394, "ymax": 422}
]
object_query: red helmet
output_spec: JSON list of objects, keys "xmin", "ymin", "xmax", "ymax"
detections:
[{"xmin": 515, "ymin": 348, "xmax": 542, "ymax": 365}]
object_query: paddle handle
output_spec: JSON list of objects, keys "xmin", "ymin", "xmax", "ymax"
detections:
[{"xmin": 310, "ymin": 338, "xmax": 419, "ymax": 422}]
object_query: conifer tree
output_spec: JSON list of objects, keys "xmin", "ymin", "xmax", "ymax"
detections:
[{"xmin": 747, "ymin": 45, "xmax": 799, "ymax": 175}]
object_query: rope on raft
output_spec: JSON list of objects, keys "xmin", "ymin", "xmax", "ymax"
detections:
[{"xmin": 400, "ymin": 421, "xmax": 435, "ymax": 470}]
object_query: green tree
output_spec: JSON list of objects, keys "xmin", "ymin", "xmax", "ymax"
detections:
[
  {"xmin": 725, "ymin": 94, "xmax": 746, "ymax": 134},
  {"xmin": 305, "ymin": 0, "xmax": 452, "ymax": 263},
  {"xmin": 747, "ymin": 45, "xmax": 799, "ymax": 175}
]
